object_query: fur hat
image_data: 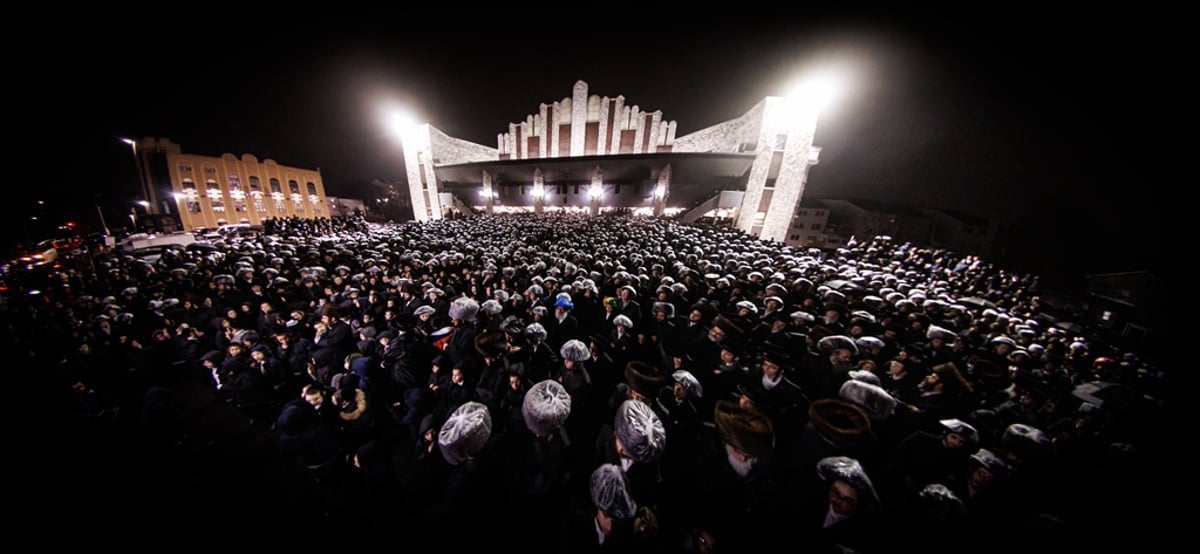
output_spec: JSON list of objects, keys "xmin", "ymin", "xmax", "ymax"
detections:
[
  {"xmin": 818, "ymin": 335, "xmax": 860, "ymax": 356},
  {"xmin": 1002, "ymin": 423, "xmax": 1051, "ymax": 461},
  {"xmin": 413, "ymin": 305, "xmax": 436, "ymax": 317},
  {"xmin": 816, "ymin": 456, "xmax": 881, "ymax": 511},
  {"xmin": 838, "ymin": 380, "xmax": 896, "ymax": 421},
  {"xmin": 671, "ymin": 370, "xmax": 703, "ymax": 398},
  {"xmin": 931, "ymin": 362, "xmax": 973, "ymax": 395},
  {"xmin": 614, "ymin": 399, "xmax": 666, "ymax": 463},
  {"xmin": 448, "ymin": 297, "xmax": 479, "ymax": 321},
  {"xmin": 625, "ymin": 361, "xmax": 668, "ymax": 398},
  {"xmin": 560, "ymin": 339, "xmax": 590, "ymax": 362},
  {"xmin": 808, "ymin": 398, "xmax": 873, "ymax": 448},
  {"xmin": 711, "ymin": 314, "xmax": 745, "ymax": 338},
  {"xmin": 590, "ymin": 464, "xmax": 637, "ymax": 520},
  {"xmin": 474, "ymin": 330, "xmax": 508, "ymax": 359},
  {"xmin": 714, "ymin": 399, "xmax": 775, "ymax": 458},
  {"xmin": 522, "ymin": 380, "xmax": 572, "ymax": 437},
  {"xmin": 940, "ymin": 418, "xmax": 980, "ymax": 444},
  {"xmin": 438, "ymin": 401, "xmax": 492, "ymax": 465},
  {"xmin": 524, "ymin": 322, "xmax": 547, "ymax": 344}
]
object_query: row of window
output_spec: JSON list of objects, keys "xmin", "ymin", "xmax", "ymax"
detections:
[
  {"xmin": 179, "ymin": 194, "xmax": 323, "ymax": 216},
  {"xmin": 796, "ymin": 209, "xmax": 826, "ymax": 217},
  {"xmin": 179, "ymin": 165, "xmax": 318, "ymax": 196}
]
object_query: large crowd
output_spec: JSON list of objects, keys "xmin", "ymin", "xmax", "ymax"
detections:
[{"xmin": 16, "ymin": 213, "xmax": 1173, "ymax": 552}]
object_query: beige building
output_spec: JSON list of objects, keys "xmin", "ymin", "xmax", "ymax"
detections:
[{"xmin": 132, "ymin": 137, "xmax": 329, "ymax": 231}]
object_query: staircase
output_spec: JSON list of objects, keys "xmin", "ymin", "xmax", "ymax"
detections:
[{"xmin": 679, "ymin": 190, "xmax": 745, "ymax": 223}]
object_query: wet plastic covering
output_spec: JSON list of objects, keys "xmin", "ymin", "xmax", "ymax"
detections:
[
  {"xmin": 590, "ymin": 463, "xmax": 637, "ymax": 519},
  {"xmin": 671, "ymin": 370, "xmax": 703, "ymax": 398},
  {"xmin": 559, "ymin": 339, "xmax": 590, "ymax": 362},
  {"xmin": 818, "ymin": 335, "xmax": 860, "ymax": 355},
  {"xmin": 522, "ymin": 379, "xmax": 572, "ymax": 436},
  {"xmin": 939, "ymin": 418, "xmax": 980, "ymax": 444},
  {"xmin": 847, "ymin": 369, "xmax": 882, "ymax": 386},
  {"xmin": 438, "ymin": 401, "xmax": 492, "ymax": 465},
  {"xmin": 613, "ymin": 315, "xmax": 634, "ymax": 329},
  {"xmin": 839, "ymin": 379, "xmax": 896, "ymax": 420},
  {"xmin": 917, "ymin": 483, "xmax": 968, "ymax": 520},
  {"xmin": 480, "ymin": 299, "xmax": 503, "ymax": 315},
  {"xmin": 816, "ymin": 456, "xmax": 881, "ymax": 508},
  {"xmin": 614, "ymin": 399, "xmax": 666, "ymax": 463},
  {"xmin": 448, "ymin": 297, "xmax": 479, "ymax": 321},
  {"xmin": 1002, "ymin": 423, "xmax": 1051, "ymax": 458},
  {"xmin": 970, "ymin": 448, "xmax": 1010, "ymax": 478},
  {"xmin": 524, "ymin": 322, "xmax": 547, "ymax": 344}
]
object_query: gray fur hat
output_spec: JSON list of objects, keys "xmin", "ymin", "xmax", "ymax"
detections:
[
  {"xmin": 560, "ymin": 339, "xmax": 590, "ymax": 362},
  {"xmin": 448, "ymin": 297, "xmax": 480, "ymax": 321},
  {"xmin": 438, "ymin": 401, "xmax": 492, "ymax": 465},
  {"xmin": 614, "ymin": 399, "xmax": 666, "ymax": 463},
  {"xmin": 522, "ymin": 380, "xmax": 572, "ymax": 437},
  {"xmin": 590, "ymin": 464, "xmax": 637, "ymax": 519}
]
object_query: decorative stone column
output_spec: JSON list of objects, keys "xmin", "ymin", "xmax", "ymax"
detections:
[
  {"xmin": 482, "ymin": 170, "xmax": 494, "ymax": 214},
  {"xmin": 533, "ymin": 168, "xmax": 545, "ymax": 213},
  {"xmin": 760, "ymin": 100, "xmax": 820, "ymax": 242},
  {"xmin": 735, "ymin": 98, "xmax": 784, "ymax": 234},
  {"xmin": 402, "ymin": 123, "xmax": 433, "ymax": 221},
  {"xmin": 653, "ymin": 164, "xmax": 671, "ymax": 217},
  {"xmin": 589, "ymin": 166, "xmax": 604, "ymax": 216}
]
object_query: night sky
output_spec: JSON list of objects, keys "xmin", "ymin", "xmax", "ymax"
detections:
[{"xmin": 13, "ymin": 14, "xmax": 1181, "ymax": 290}]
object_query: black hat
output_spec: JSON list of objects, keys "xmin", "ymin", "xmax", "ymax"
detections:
[
  {"xmin": 475, "ymin": 330, "xmax": 508, "ymax": 358},
  {"xmin": 625, "ymin": 361, "xmax": 668, "ymax": 398}
]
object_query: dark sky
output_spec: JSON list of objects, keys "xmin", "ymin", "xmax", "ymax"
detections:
[{"xmin": 13, "ymin": 15, "xmax": 1182, "ymax": 289}]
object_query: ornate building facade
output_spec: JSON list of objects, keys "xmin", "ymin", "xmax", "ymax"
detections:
[{"xmin": 132, "ymin": 137, "xmax": 329, "ymax": 232}]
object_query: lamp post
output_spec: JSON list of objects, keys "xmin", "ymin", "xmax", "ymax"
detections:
[{"xmin": 121, "ymin": 138, "xmax": 155, "ymax": 215}]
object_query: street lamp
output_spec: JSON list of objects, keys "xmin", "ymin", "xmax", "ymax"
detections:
[{"xmin": 120, "ymin": 138, "xmax": 154, "ymax": 213}]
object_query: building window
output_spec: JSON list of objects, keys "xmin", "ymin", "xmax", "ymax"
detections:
[
  {"xmin": 179, "ymin": 164, "xmax": 193, "ymax": 176},
  {"xmin": 790, "ymin": 234, "xmax": 800, "ymax": 241},
  {"xmin": 288, "ymin": 180, "xmax": 304, "ymax": 213},
  {"xmin": 249, "ymin": 176, "xmax": 260, "ymax": 193},
  {"xmin": 181, "ymin": 179, "xmax": 201, "ymax": 213},
  {"xmin": 203, "ymin": 165, "xmax": 216, "ymax": 174},
  {"xmin": 306, "ymin": 182, "xmax": 317, "ymax": 195},
  {"xmin": 207, "ymin": 180, "xmax": 224, "ymax": 212},
  {"xmin": 253, "ymin": 196, "xmax": 267, "ymax": 213},
  {"xmin": 811, "ymin": 223, "xmax": 821, "ymax": 230},
  {"xmin": 229, "ymin": 175, "xmax": 246, "ymax": 212},
  {"xmin": 269, "ymin": 178, "xmax": 282, "ymax": 194},
  {"xmin": 774, "ymin": 134, "xmax": 787, "ymax": 150}
]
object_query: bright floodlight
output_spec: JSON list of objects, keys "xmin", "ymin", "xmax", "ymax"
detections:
[
  {"xmin": 121, "ymin": 137, "xmax": 136, "ymax": 146},
  {"xmin": 653, "ymin": 185, "xmax": 667, "ymax": 199},
  {"xmin": 589, "ymin": 184, "xmax": 604, "ymax": 199},
  {"xmin": 786, "ymin": 66, "xmax": 847, "ymax": 117},
  {"xmin": 384, "ymin": 107, "xmax": 420, "ymax": 144},
  {"xmin": 531, "ymin": 184, "xmax": 546, "ymax": 198},
  {"xmin": 137, "ymin": 200, "xmax": 150, "ymax": 207}
]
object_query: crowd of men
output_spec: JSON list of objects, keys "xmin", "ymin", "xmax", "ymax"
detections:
[{"xmin": 16, "ymin": 213, "xmax": 1172, "ymax": 552}]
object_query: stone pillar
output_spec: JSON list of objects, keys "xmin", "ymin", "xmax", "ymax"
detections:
[
  {"xmin": 735, "ymin": 98, "xmax": 785, "ymax": 234},
  {"xmin": 533, "ymin": 168, "xmax": 545, "ymax": 213},
  {"xmin": 610, "ymin": 96, "xmax": 625, "ymax": 154},
  {"xmin": 402, "ymin": 123, "xmax": 433, "ymax": 222},
  {"xmin": 760, "ymin": 99, "xmax": 820, "ymax": 242},
  {"xmin": 597, "ymin": 97, "xmax": 609, "ymax": 156},
  {"xmin": 654, "ymin": 164, "xmax": 671, "ymax": 217},
  {"xmin": 571, "ymin": 80, "xmax": 587, "ymax": 157},
  {"xmin": 590, "ymin": 166, "xmax": 603, "ymax": 216},
  {"xmin": 482, "ymin": 170, "xmax": 494, "ymax": 214}
]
